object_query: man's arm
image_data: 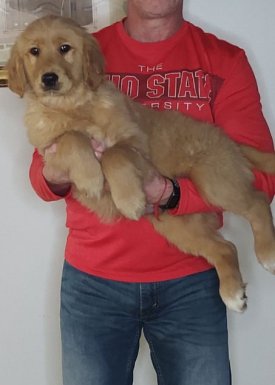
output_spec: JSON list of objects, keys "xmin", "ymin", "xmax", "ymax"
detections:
[
  {"xmin": 29, "ymin": 149, "xmax": 71, "ymax": 201},
  {"xmin": 214, "ymin": 49, "xmax": 275, "ymax": 202}
]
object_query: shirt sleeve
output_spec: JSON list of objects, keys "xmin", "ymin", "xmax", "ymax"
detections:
[
  {"xmin": 29, "ymin": 149, "xmax": 71, "ymax": 201},
  {"xmin": 170, "ymin": 50, "xmax": 275, "ymax": 216},
  {"xmin": 215, "ymin": 50, "xmax": 275, "ymax": 201}
]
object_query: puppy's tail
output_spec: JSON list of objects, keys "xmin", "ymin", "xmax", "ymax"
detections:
[{"xmin": 240, "ymin": 144, "xmax": 275, "ymax": 174}]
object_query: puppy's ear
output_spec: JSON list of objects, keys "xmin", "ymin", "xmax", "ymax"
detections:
[
  {"xmin": 7, "ymin": 43, "xmax": 27, "ymax": 97},
  {"xmin": 83, "ymin": 34, "xmax": 105, "ymax": 90}
]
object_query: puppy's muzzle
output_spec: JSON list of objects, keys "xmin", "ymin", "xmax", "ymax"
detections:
[{"xmin": 41, "ymin": 72, "xmax": 59, "ymax": 90}]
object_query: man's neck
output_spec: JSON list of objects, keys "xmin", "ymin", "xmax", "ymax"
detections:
[{"xmin": 124, "ymin": 13, "xmax": 184, "ymax": 43}]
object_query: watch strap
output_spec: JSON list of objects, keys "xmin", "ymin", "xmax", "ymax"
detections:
[{"xmin": 159, "ymin": 178, "xmax": 180, "ymax": 210}]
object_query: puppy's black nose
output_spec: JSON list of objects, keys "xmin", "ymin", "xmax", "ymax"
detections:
[{"xmin": 41, "ymin": 72, "xmax": 59, "ymax": 88}]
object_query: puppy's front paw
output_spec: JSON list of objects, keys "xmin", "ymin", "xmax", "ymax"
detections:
[
  {"xmin": 82, "ymin": 173, "xmax": 104, "ymax": 199},
  {"xmin": 113, "ymin": 191, "xmax": 146, "ymax": 220},
  {"xmin": 72, "ymin": 163, "xmax": 104, "ymax": 199}
]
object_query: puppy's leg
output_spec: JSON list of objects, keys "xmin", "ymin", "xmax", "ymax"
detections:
[
  {"xmin": 190, "ymin": 163, "xmax": 275, "ymax": 275},
  {"xmin": 240, "ymin": 144, "xmax": 275, "ymax": 174},
  {"xmin": 101, "ymin": 145, "xmax": 150, "ymax": 220},
  {"xmin": 45, "ymin": 132, "xmax": 104, "ymax": 198},
  {"xmin": 206, "ymin": 181, "xmax": 275, "ymax": 274},
  {"xmin": 149, "ymin": 213, "xmax": 247, "ymax": 312},
  {"xmin": 239, "ymin": 191, "xmax": 275, "ymax": 274}
]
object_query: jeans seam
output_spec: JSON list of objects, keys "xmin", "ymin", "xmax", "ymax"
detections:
[
  {"xmin": 143, "ymin": 328, "xmax": 166, "ymax": 385},
  {"xmin": 125, "ymin": 324, "xmax": 142, "ymax": 385},
  {"xmin": 139, "ymin": 284, "xmax": 143, "ymax": 318}
]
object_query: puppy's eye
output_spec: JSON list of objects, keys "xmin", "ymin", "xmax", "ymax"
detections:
[
  {"xmin": 59, "ymin": 44, "xmax": 71, "ymax": 54},
  {"xmin": 30, "ymin": 47, "xmax": 40, "ymax": 56}
]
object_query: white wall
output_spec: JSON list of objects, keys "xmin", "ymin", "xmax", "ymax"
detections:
[{"xmin": 1, "ymin": 1, "xmax": 275, "ymax": 384}]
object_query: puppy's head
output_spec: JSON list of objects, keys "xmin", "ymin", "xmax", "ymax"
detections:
[{"xmin": 7, "ymin": 15, "xmax": 105, "ymax": 98}]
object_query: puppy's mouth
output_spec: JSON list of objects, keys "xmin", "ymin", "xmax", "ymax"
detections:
[{"xmin": 42, "ymin": 84, "xmax": 60, "ymax": 91}]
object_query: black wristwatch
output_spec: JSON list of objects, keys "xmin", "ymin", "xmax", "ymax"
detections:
[{"xmin": 159, "ymin": 178, "xmax": 181, "ymax": 210}]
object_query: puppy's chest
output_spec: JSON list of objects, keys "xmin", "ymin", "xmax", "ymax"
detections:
[
  {"xmin": 26, "ymin": 100, "xmax": 144, "ymax": 153},
  {"xmin": 84, "ymin": 104, "xmax": 144, "ymax": 149},
  {"xmin": 76, "ymin": 97, "xmax": 149, "ymax": 154}
]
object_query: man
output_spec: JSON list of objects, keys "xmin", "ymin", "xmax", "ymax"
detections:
[{"xmin": 30, "ymin": 1, "xmax": 275, "ymax": 384}]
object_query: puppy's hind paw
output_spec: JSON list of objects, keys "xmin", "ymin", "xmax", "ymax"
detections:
[
  {"xmin": 261, "ymin": 260, "xmax": 275, "ymax": 275},
  {"xmin": 223, "ymin": 288, "xmax": 247, "ymax": 313},
  {"xmin": 257, "ymin": 244, "xmax": 275, "ymax": 274},
  {"xmin": 220, "ymin": 282, "xmax": 247, "ymax": 313}
]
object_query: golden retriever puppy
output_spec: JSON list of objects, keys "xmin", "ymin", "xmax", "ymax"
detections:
[{"xmin": 7, "ymin": 15, "xmax": 275, "ymax": 312}]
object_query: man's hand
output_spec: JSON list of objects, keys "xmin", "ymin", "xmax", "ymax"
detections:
[
  {"xmin": 91, "ymin": 138, "xmax": 107, "ymax": 160},
  {"xmin": 143, "ymin": 170, "xmax": 173, "ymax": 213}
]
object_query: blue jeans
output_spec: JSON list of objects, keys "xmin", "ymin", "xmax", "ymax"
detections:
[{"xmin": 60, "ymin": 261, "xmax": 231, "ymax": 385}]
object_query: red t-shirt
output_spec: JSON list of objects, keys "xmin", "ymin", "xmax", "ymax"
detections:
[{"xmin": 29, "ymin": 20, "xmax": 275, "ymax": 282}]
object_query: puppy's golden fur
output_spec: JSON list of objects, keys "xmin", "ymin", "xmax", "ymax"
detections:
[{"xmin": 8, "ymin": 15, "xmax": 275, "ymax": 312}]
